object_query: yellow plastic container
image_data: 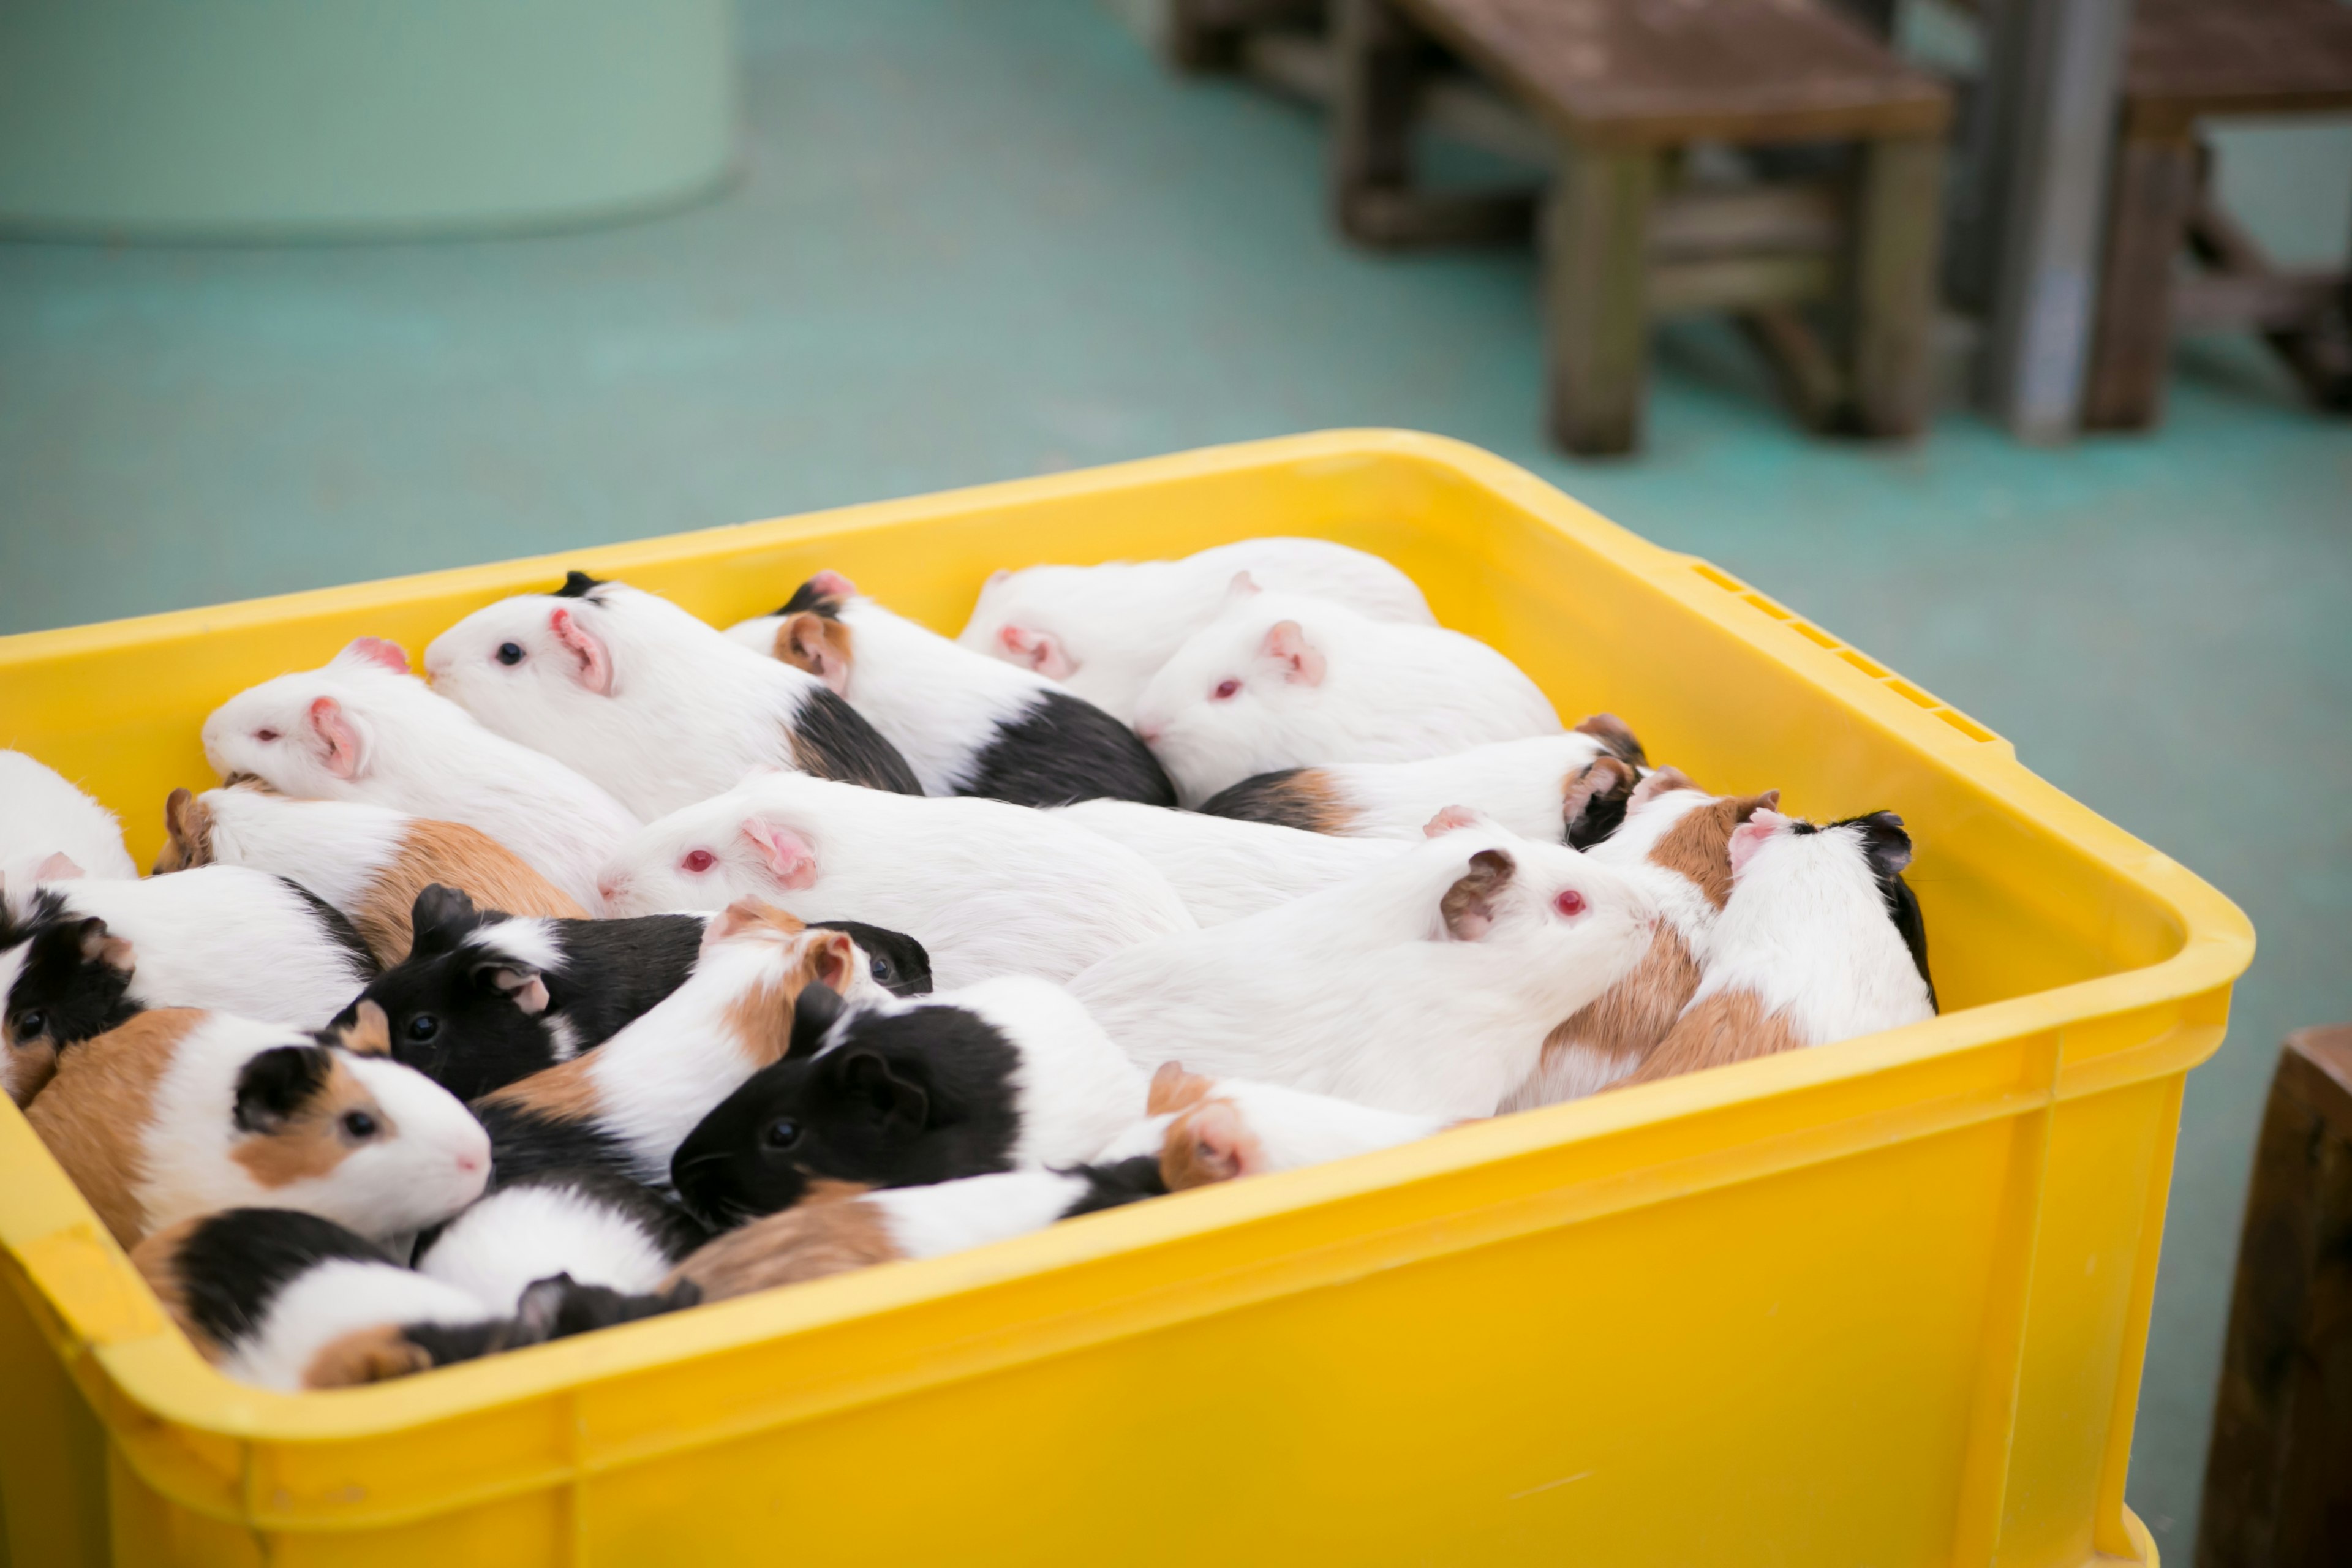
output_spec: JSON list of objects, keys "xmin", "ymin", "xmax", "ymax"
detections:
[{"xmin": 0, "ymin": 431, "xmax": 2250, "ymax": 1568}]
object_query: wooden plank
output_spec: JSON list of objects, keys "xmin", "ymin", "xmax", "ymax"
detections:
[
  {"xmin": 1543, "ymin": 142, "xmax": 1659, "ymax": 454},
  {"xmin": 2125, "ymin": 0, "xmax": 2352, "ymax": 138},
  {"xmin": 1649, "ymin": 183, "xmax": 1845, "ymax": 262},
  {"xmin": 2170, "ymin": 271, "xmax": 2342, "ymax": 334},
  {"xmin": 1343, "ymin": 189, "xmax": 1537, "ymax": 245},
  {"xmin": 2182, "ymin": 196, "xmax": 2352, "ymax": 409},
  {"xmin": 2084, "ymin": 134, "xmax": 2197, "ymax": 431},
  {"xmin": 1331, "ymin": 0, "xmax": 1423, "ymax": 244},
  {"xmin": 1739, "ymin": 307, "xmax": 1850, "ymax": 431},
  {"xmin": 1848, "ymin": 134, "xmax": 1946, "ymax": 438},
  {"xmin": 1238, "ymin": 29, "xmax": 1337, "ymax": 105},
  {"xmin": 1167, "ymin": 0, "xmax": 1323, "ymax": 72},
  {"xmin": 1649, "ymin": 252, "xmax": 1835, "ymax": 315}
]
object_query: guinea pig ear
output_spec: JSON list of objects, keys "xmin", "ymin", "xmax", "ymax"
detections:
[
  {"xmin": 159, "ymin": 788, "xmax": 209, "ymax": 871},
  {"xmin": 984, "ymin": 567, "xmax": 1011, "ymax": 589},
  {"xmin": 307, "ymin": 696, "xmax": 366, "ymax": 780},
  {"xmin": 1226, "ymin": 571, "xmax": 1262, "ymax": 600},
  {"xmin": 232, "ymin": 1044, "xmax": 334, "ymax": 1134},
  {"xmin": 342, "ymin": 637, "xmax": 412, "ymax": 675},
  {"xmin": 838, "ymin": 1049, "xmax": 928, "ymax": 1129},
  {"xmin": 809, "ymin": 570, "xmax": 858, "ymax": 600},
  {"xmin": 1146, "ymin": 1060, "xmax": 1215, "ymax": 1117},
  {"xmin": 776, "ymin": 612, "xmax": 853, "ymax": 695},
  {"xmin": 787, "ymin": 981, "xmax": 845, "ymax": 1058},
  {"xmin": 1423, "ymin": 804, "xmax": 1494, "ymax": 838},
  {"xmin": 1848, "ymin": 811, "xmax": 1913, "ymax": 880},
  {"xmin": 475, "ymin": 961, "xmax": 550, "ymax": 1016},
  {"xmin": 1727, "ymin": 810, "xmax": 1791, "ymax": 877},
  {"xmin": 409, "ymin": 884, "xmax": 485, "ymax": 951},
  {"xmin": 1259, "ymin": 621, "xmax": 1326, "ymax": 687},
  {"xmin": 1573, "ymin": 712, "xmax": 1648, "ymax": 769},
  {"xmin": 74, "ymin": 916, "xmax": 136, "ymax": 974},
  {"xmin": 1627, "ymin": 766, "xmax": 1702, "ymax": 812},
  {"xmin": 546, "ymin": 606, "xmax": 613, "ymax": 696},
  {"xmin": 741, "ymin": 818, "xmax": 819, "ymax": 891},
  {"xmin": 1562, "ymin": 756, "xmax": 1640, "ymax": 850},
  {"xmin": 34, "ymin": 851, "xmax": 85, "ymax": 883},
  {"xmin": 804, "ymin": 930, "xmax": 859, "ymax": 996},
  {"xmin": 996, "ymin": 624, "xmax": 1076, "ymax": 680},
  {"xmin": 1438, "ymin": 848, "xmax": 1517, "ymax": 941}
]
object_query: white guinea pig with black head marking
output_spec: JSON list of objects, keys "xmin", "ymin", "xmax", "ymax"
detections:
[
  {"xmin": 200, "ymin": 638, "xmax": 638, "ymax": 910},
  {"xmin": 423, "ymin": 572, "xmax": 921, "ymax": 819},
  {"xmin": 1131, "ymin": 579, "xmax": 1562, "ymax": 807},
  {"xmin": 1050, "ymin": 798, "xmax": 1408, "ymax": 927},
  {"xmin": 957, "ymin": 538, "xmax": 1438, "ymax": 722},
  {"xmin": 0, "ymin": 752, "xmax": 138, "ymax": 881},
  {"xmin": 25, "ymin": 1009, "xmax": 490, "ymax": 1250}
]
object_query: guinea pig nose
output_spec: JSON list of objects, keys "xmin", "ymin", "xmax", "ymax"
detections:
[
  {"xmin": 456, "ymin": 1152, "xmax": 484, "ymax": 1174},
  {"xmin": 1135, "ymin": 722, "xmax": 1163, "ymax": 744}
]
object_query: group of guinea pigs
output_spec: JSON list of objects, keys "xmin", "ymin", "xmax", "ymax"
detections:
[{"xmin": 0, "ymin": 537, "xmax": 1937, "ymax": 1394}]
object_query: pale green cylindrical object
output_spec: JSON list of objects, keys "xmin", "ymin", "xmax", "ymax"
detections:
[{"xmin": 0, "ymin": 0, "xmax": 737, "ymax": 239}]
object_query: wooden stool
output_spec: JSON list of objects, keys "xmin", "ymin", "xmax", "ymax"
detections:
[
  {"xmin": 1330, "ymin": 0, "xmax": 1952, "ymax": 454},
  {"xmin": 2086, "ymin": 0, "xmax": 2352, "ymax": 429}
]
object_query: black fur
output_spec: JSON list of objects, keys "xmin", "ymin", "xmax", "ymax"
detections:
[
  {"xmin": 1562, "ymin": 758, "xmax": 1639, "ymax": 850},
  {"xmin": 514, "ymin": 1271, "xmax": 701, "ymax": 1336},
  {"xmin": 1199, "ymin": 769, "xmax": 1327, "ymax": 832},
  {"xmin": 788, "ymin": 685, "xmax": 925, "ymax": 796},
  {"xmin": 812, "ymin": 919, "xmax": 932, "ymax": 998},
  {"xmin": 232, "ymin": 1044, "xmax": 336, "ymax": 1134},
  {"xmin": 1059, "ymin": 1155, "xmax": 1169, "ymax": 1217},
  {"xmin": 960, "ymin": 689, "xmax": 1178, "ymax": 809},
  {"xmin": 168, "ymin": 1208, "xmax": 389, "ymax": 1349},
  {"xmin": 554, "ymin": 570, "xmax": 608, "ymax": 600},
  {"xmin": 670, "ymin": 990, "xmax": 1024, "ymax": 1227},
  {"xmin": 775, "ymin": 579, "xmax": 843, "ymax": 619},
  {"xmin": 470, "ymin": 1098, "xmax": 640, "ymax": 1191},
  {"xmin": 392, "ymin": 1317, "xmax": 517, "ymax": 1368},
  {"xmin": 274, "ymin": 876, "xmax": 381, "ymax": 980},
  {"xmin": 1, "ymin": 893, "xmax": 139, "ymax": 1064},
  {"xmin": 1825, "ymin": 812, "xmax": 1938, "ymax": 1012}
]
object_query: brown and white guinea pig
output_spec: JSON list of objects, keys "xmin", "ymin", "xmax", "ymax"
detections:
[
  {"xmin": 200, "ymin": 638, "xmax": 639, "ymax": 910},
  {"xmin": 665, "ymin": 1159, "xmax": 1169, "ymax": 1306},
  {"xmin": 25, "ymin": 1010, "xmax": 489, "ymax": 1249},
  {"xmin": 413, "ymin": 1168, "xmax": 709, "ymax": 1314},
  {"xmin": 1613, "ymin": 809, "xmax": 1938, "ymax": 1091},
  {"xmin": 1096, "ymin": 1061, "xmax": 1453, "ymax": 1188},
  {"xmin": 667, "ymin": 973, "xmax": 1147, "ymax": 1229},
  {"xmin": 1199, "ymin": 715, "xmax": 1648, "ymax": 846},
  {"xmin": 956, "ymin": 538, "xmax": 1438, "ymax": 723},
  {"xmin": 1049, "ymin": 798, "xmax": 1408, "ymax": 926},
  {"xmin": 0, "ymin": 863, "xmax": 378, "ymax": 1107},
  {"xmin": 135, "ymin": 1208, "xmax": 694, "ymax": 1392},
  {"xmin": 422, "ymin": 571, "xmax": 922, "ymax": 820},
  {"xmin": 156, "ymin": 782, "xmax": 586, "ymax": 967},
  {"xmin": 1, "ymin": 750, "xmax": 138, "ymax": 882},
  {"xmin": 1501, "ymin": 767, "xmax": 1782, "ymax": 1109},
  {"xmin": 468, "ymin": 905, "xmax": 867, "ymax": 1191},
  {"xmin": 1129, "ymin": 578, "xmax": 1564, "ymax": 807},
  {"xmin": 725, "ymin": 572, "xmax": 1177, "ymax": 809},
  {"xmin": 1069, "ymin": 820, "xmax": 1658, "ymax": 1120}
]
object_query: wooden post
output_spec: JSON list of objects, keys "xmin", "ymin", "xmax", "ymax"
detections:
[
  {"xmin": 2196, "ymin": 1027, "xmax": 2352, "ymax": 1568},
  {"xmin": 1331, "ymin": 0, "xmax": 1420, "ymax": 243},
  {"xmin": 1848, "ymin": 134, "xmax": 1947, "ymax": 437},
  {"xmin": 1543, "ymin": 141, "xmax": 1659, "ymax": 456},
  {"xmin": 2084, "ymin": 132, "xmax": 2197, "ymax": 429}
]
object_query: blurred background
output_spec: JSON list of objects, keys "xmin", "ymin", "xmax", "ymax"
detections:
[{"xmin": 1, "ymin": 0, "xmax": 2346, "ymax": 1554}]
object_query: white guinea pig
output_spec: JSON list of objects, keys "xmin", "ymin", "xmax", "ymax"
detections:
[
  {"xmin": 1098, "ymin": 1061, "xmax": 1453, "ymax": 1187},
  {"xmin": 423, "ymin": 572, "xmax": 921, "ymax": 820},
  {"xmin": 596, "ymin": 771, "xmax": 1197, "ymax": 988},
  {"xmin": 0, "ymin": 752, "xmax": 138, "ymax": 881},
  {"xmin": 200, "ymin": 638, "xmax": 638, "ymax": 910},
  {"xmin": 1050, "ymin": 798, "xmax": 1407, "ymax": 926},
  {"xmin": 957, "ymin": 538, "xmax": 1437, "ymax": 722},
  {"xmin": 1131, "ymin": 579, "xmax": 1562, "ymax": 807}
]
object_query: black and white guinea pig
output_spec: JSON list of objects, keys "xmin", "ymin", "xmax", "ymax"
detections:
[
  {"xmin": 1, "ymin": 863, "xmax": 379, "ymax": 1106},
  {"xmin": 666, "ymin": 1158, "xmax": 1169, "ymax": 1305},
  {"xmin": 323, "ymin": 884, "xmax": 930, "ymax": 1101},
  {"xmin": 668, "ymin": 974, "xmax": 1145, "ymax": 1228},
  {"xmin": 726, "ymin": 572, "xmax": 1177, "ymax": 808},
  {"xmin": 1049, "ymin": 797, "xmax": 1408, "ymax": 926},
  {"xmin": 1129, "ymin": 577, "xmax": 1564, "ymax": 807},
  {"xmin": 25, "ymin": 1010, "xmax": 489, "ymax": 1249},
  {"xmin": 422, "ymin": 571, "xmax": 922, "ymax": 820},
  {"xmin": 956, "ymin": 537, "xmax": 1438, "ymax": 722},
  {"xmin": 0, "ymin": 750, "xmax": 138, "ymax": 882},
  {"xmin": 414, "ymin": 1167, "xmax": 709, "ymax": 1314}
]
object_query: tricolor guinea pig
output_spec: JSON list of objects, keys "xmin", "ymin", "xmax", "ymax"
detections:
[
  {"xmin": 726, "ymin": 573, "xmax": 1177, "ymax": 808},
  {"xmin": 422, "ymin": 572, "xmax": 921, "ymax": 819},
  {"xmin": 1099, "ymin": 1061, "xmax": 1453, "ymax": 1188},
  {"xmin": 668, "ymin": 974, "xmax": 1145, "ymax": 1228},
  {"xmin": 1130, "ymin": 579, "xmax": 1563, "ymax": 807},
  {"xmin": 0, "ymin": 864, "xmax": 378, "ymax": 1106},
  {"xmin": 155, "ymin": 782, "xmax": 585, "ymax": 967},
  {"xmin": 26, "ymin": 1010, "xmax": 489, "ymax": 1249},
  {"xmin": 957, "ymin": 538, "xmax": 1437, "ymax": 722},
  {"xmin": 413, "ymin": 1167, "xmax": 709, "ymax": 1314},
  {"xmin": 1069, "ymin": 819, "xmax": 1657, "ymax": 1119},
  {"xmin": 1049, "ymin": 797, "xmax": 1408, "ymax": 926},
  {"xmin": 323, "ymin": 884, "xmax": 929, "ymax": 1101},
  {"xmin": 594, "ymin": 771, "xmax": 1196, "ymax": 988},
  {"xmin": 0, "ymin": 750, "xmax": 138, "ymax": 881},
  {"xmin": 200, "ymin": 638, "xmax": 638, "ymax": 910},
  {"xmin": 1200, "ymin": 715, "xmax": 1648, "ymax": 845},
  {"xmin": 1613, "ymin": 809, "xmax": 1937, "ymax": 1090}
]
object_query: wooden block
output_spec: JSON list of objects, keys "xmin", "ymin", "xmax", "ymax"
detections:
[
  {"xmin": 1543, "ymin": 143, "xmax": 1659, "ymax": 454},
  {"xmin": 2125, "ymin": 0, "xmax": 2352, "ymax": 139},
  {"xmin": 1847, "ymin": 134, "xmax": 1946, "ymax": 438},
  {"xmin": 1648, "ymin": 252, "xmax": 1834, "ymax": 315},
  {"xmin": 1648, "ymin": 181, "xmax": 1845, "ymax": 263},
  {"xmin": 2084, "ymin": 134, "xmax": 2197, "ymax": 431},
  {"xmin": 1332, "ymin": 0, "xmax": 1422, "ymax": 242}
]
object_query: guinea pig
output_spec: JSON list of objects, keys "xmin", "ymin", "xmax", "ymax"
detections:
[
  {"xmin": 665, "ymin": 1159, "xmax": 1169, "ymax": 1305},
  {"xmin": 0, "ymin": 864, "xmax": 379, "ymax": 1106},
  {"xmin": 1097, "ymin": 1061, "xmax": 1453, "ymax": 1188},
  {"xmin": 422, "ymin": 571, "xmax": 921, "ymax": 819},
  {"xmin": 155, "ymin": 782, "xmax": 585, "ymax": 967},
  {"xmin": 322, "ymin": 884, "xmax": 931, "ymax": 1101},
  {"xmin": 0, "ymin": 751, "xmax": 138, "ymax": 881},
  {"xmin": 957, "ymin": 538, "xmax": 1437, "ymax": 722},
  {"xmin": 1049, "ymin": 798, "xmax": 1408, "ymax": 926},
  {"xmin": 668, "ymin": 974, "xmax": 1146, "ymax": 1228},
  {"xmin": 726, "ymin": 572, "xmax": 1177, "ymax": 808},
  {"xmin": 1199, "ymin": 715, "xmax": 1647, "ymax": 845},
  {"xmin": 1129, "ymin": 578, "xmax": 1563, "ymax": 807},
  {"xmin": 595, "ymin": 771, "xmax": 1196, "ymax": 988},
  {"xmin": 1612, "ymin": 809, "xmax": 1937, "ymax": 1090},
  {"xmin": 413, "ymin": 1167, "xmax": 709, "ymax": 1314},
  {"xmin": 200, "ymin": 637, "xmax": 639, "ymax": 910},
  {"xmin": 1069, "ymin": 819, "xmax": 1657, "ymax": 1119},
  {"xmin": 469, "ymin": 905, "xmax": 861, "ymax": 1190},
  {"xmin": 26, "ymin": 1009, "xmax": 489, "ymax": 1249}
]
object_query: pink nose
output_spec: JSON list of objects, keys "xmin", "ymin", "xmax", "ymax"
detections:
[
  {"xmin": 597, "ymin": 879, "xmax": 619, "ymax": 903},
  {"xmin": 456, "ymin": 1152, "xmax": 484, "ymax": 1175},
  {"xmin": 1135, "ymin": 722, "xmax": 1163, "ymax": 744}
]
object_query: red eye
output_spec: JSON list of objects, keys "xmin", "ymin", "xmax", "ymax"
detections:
[
  {"xmin": 681, "ymin": 849, "xmax": 717, "ymax": 874},
  {"xmin": 255, "ymin": 729, "xmax": 280, "ymax": 743},
  {"xmin": 1553, "ymin": 889, "xmax": 1587, "ymax": 918},
  {"xmin": 1213, "ymin": 679, "xmax": 1241, "ymax": 701}
]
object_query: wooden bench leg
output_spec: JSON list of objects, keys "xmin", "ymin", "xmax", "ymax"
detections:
[
  {"xmin": 1543, "ymin": 144, "xmax": 1659, "ymax": 456},
  {"xmin": 1848, "ymin": 135, "xmax": 1946, "ymax": 439},
  {"xmin": 2084, "ymin": 132, "xmax": 2196, "ymax": 430},
  {"xmin": 1331, "ymin": 0, "xmax": 1419, "ymax": 242}
]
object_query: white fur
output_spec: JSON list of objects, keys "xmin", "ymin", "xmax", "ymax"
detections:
[
  {"xmin": 930, "ymin": 975, "xmax": 1144, "ymax": 1169},
  {"xmin": 1131, "ymin": 588, "xmax": 1561, "ymax": 807},
  {"xmin": 1287, "ymin": 733, "xmax": 1616, "ymax": 841},
  {"xmin": 471, "ymin": 917, "xmax": 567, "ymax": 974},
  {"xmin": 184, "ymin": 785, "xmax": 410, "ymax": 918},
  {"xmin": 416, "ymin": 1182, "xmax": 676, "ymax": 1313},
  {"xmin": 201, "ymin": 643, "xmax": 638, "ymax": 909},
  {"xmin": 424, "ymin": 579, "xmax": 857, "ymax": 820},
  {"xmin": 1100, "ymin": 1077, "xmax": 1446, "ymax": 1171},
  {"xmin": 222, "ymin": 1258, "xmax": 492, "ymax": 1392},
  {"xmin": 869, "ymin": 1168, "xmax": 1096, "ymax": 1259},
  {"xmin": 1052, "ymin": 799, "xmax": 1406, "ymax": 925},
  {"xmin": 1070, "ymin": 826, "xmax": 1658, "ymax": 1118},
  {"xmin": 0, "ymin": 752, "xmax": 138, "ymax": 880},
  {"xmin": 957, "ymin": 538, "xmax": 1438, "ymax": 722},
  {"xmin": 595, "ymin": 773, "xmax": 1196, "ymax": 988}
]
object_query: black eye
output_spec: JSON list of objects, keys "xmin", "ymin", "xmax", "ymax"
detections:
[
  {"xmin": 763, "ymin": 1119, "xmax": 801, "ymax": 1149},
  {"xmin": 406, "ymin": 1014, "xmax": 440, "ymax": 1042},
  {"xmin": 869, "ymin": 955, "xmax": 894, "ymax": 983},
  {"xmin": 12, "ymin": 1010, "xmax": 47, "ymax": 1042},
  {"xmin": 496, "ymin": 642, "xmax": 524, "ymax": 666},
  {"xmin": 341, "ymin": 1110, "xmax": 379, "ymax": 1139}
]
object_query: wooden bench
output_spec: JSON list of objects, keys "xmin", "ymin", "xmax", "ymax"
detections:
[{"xmin": 2086, "ymin": 0, "xmax": 2352, "ymax": 429}]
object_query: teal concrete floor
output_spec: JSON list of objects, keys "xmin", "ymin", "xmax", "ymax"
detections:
[{"xmin": 3, "ymin": 0, "xmax": 2348, "ymax": 1550}]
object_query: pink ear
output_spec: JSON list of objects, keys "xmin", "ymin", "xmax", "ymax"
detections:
[
  {"xmin": 548, "ymin": 608, "xmax": 612, "ymax": 695},
  {"xmin": 34, "ymin": 852, "xmax": 85, "ymax": 882},
  {"xmin": 1727, "ymin": 811, "xmax": 1788, "ymax": 876},
  {"xmin": 740, "ymin": 818, "xmax": 818, "ymax": 891},
  {"xmin": 809, "ymin": 570, "xmax": 858, "ymax": 599},
  {"xmin": 985, "ymin": 568, "xmax": 1011, "ymax": 589},
  {"xmin": 342, "ymin": 637, "xmax": 410, "ymax": 674},
  {"xmin": 1422, "ymin": 805, "xmax": 1485, "ymax": 838},
  {"xmin": 1260, "ymin": 621, "xmax": 1326, "ymax": 686},
  {"xmin": 1627, "ymin": 766, "xmax": 1699, "ymax": 811},
  {"xmin": 308, "ymin": 696, "xmax": 364, "ymax": 780},
  {"xmin": 1227, "ymin": 571, "xmax": 1262, "ymax": 600},
  {"xmin": 997, "ymin": 625, "xmax": 1076, "ymax": 680}
]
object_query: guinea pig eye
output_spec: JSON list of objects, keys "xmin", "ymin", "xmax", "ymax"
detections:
[
  {"xmin": 405, "ymin": 1014, "xmax": 440, "ymax": 1042},
  {"xmin": 682, "ymin": 849, "xmax": 717, "ymax": 875},
  {"xmin": 13, "ymin": 1009, "xmax": 45, "ymax": 1041},
  {"xmin": 496, "ymin": 642, "xmax": 524, "ymax": 666},
  {"xmin": 255, "ymin": 728, "xmax": 280, "ymax": 743},
  {"xmin": 763, "ymin": 1118, "xmax": 801, "ymax": 1149},
  {"xmin": 1213, "ymin": 679, "xmax": 1242, "ymax": 701},
  {"xmin": 341, "ymin": 1109, "xmax": 379, "ymax": 1140},
  {"xmin": 869, "ymin": 954, "xmax": 894, "ymax": 983},
  {"xmin": 1553, "ymin": 889, "xmax": 1588, "ymax": 918}
]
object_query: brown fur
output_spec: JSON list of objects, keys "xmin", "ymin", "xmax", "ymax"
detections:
[
  {"xmin": 1648, "ymin": 791, "xmax": 1780, "ymax": 911},
  {"xmin": 302, "ymin": 1323, "xmax": 435, "ymax": 1389},
  {"xmin": 477, "ymin": 1047, "xmax": 606, "ymax": 1121},
  {"xmin": 774, "ymin": 611, "xmax": 856, "ymax": 691},
  {"xmin": 337, "ymin": 1000, "xmax": 394, "ymax": 1058},
  {"xmin": 153, "ymin": 788, "xmax": 216, "ymax": 873},
  {"xmin": 725, "ymin": 927, "xmax": 856, "ymax": 1069},
  {"xmin": 25, "ymin": 1009, "xmax": 202, "ymax": 1246},
  {"xmin": 1439, "ymin": 848, "xmax": 1515, "ymax": 940},
  {"xmin": 353, "ymin": 818, "xmax": 587, "ymax": 966},
  {"xmin": 230, "ymin": 1058, "xmax": 383, "ymax": 1189},
  {"xmin": 1160, "ymin": 1100, "xmax": 1263, "ymax": 1191},
  {"xmin": 130, "ymin": 1216, "xmax": 224, "ymax": 1363},
  {"xmin": 1145, "ymin": 1061, "xmax": 1215, "ymax": 1117},
  {"xmin": 1561, "ymin": 756, "xmax": 1639, "ymax": 835},
  {"xmin": 1613, "ymin": 989, "xmax": 1809, "ymax": 1089},
  {"xmin": 2, "ymin": 1036, "xmax": 61, "ymax": 1109},
  {"xmin": 664, "ymin": 1180, "xmax": 901, "ymax": 1302},
  {"xmin": 1572, "ymin": 712, "xmax": 1648, "ymax": 768}
]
